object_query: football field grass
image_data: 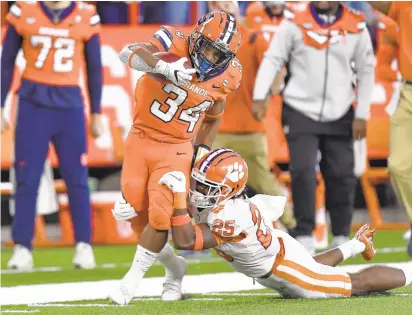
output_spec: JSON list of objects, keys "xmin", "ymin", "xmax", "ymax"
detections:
[{"xmin": 1, "ymin": 229, "xmax": 411, "ymax": 314}]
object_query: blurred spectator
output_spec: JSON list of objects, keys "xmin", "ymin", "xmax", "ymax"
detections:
[
  {"xmin": 141, "ymin": 1, "xmax": 189, "ymax": 24},
  {"xmin": 373, "ymin": 12, "xmax": 399, "ymax": 83},
  {"xmin": 96, "ymin": 1, "xmax": 128, "ymax": 24},
  {"xmin": 370, "ymin": 1, "xmax": 412, "ymax": 256},
  {"xmin": 1, "ymin": 1, "xmax": 103, "ymax": 270},
  {"xmin": 253, "ymin": 1, "xmax": 375, "ymax": 254},
  {"xmin": 210, "ymin": 1, "xmax": 296, "ymax": 230}
]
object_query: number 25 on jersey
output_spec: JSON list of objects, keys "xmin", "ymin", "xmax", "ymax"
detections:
[{"xmin": 31, "ymin": 35, "xmax": 75, "ymax": 72}]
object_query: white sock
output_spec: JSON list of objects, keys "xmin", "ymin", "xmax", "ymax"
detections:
[
  {"xmin": 157, "ymin": 243, "xmax": 179, "ymax": 279},
  {"xmin": 337, "ymin": 239, "xmax": 366, "ymax": 260},
  {"xmin": 122, "ymin": 245, "xmax": 158, "ymax": 285},
  {"xmin": 400, "ymin": 266, "xmax": 412, "ymax": 286}
]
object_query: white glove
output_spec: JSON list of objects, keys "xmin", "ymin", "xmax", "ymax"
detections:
[
  {"xmin": 158, "ymin": 171, "xmax": 187, "ymax": 193},
  {"xmin": 111, "ymin": 197, "xmax": 138, "ymax": 221},
  {"xmin": 154, "ymin": 58, "xmax": 196, "ymax": 85}
]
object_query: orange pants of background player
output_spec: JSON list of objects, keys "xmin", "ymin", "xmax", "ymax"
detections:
[{"xmin": 121, "ymin": 129, "xmax": 193, "ymax": 242}]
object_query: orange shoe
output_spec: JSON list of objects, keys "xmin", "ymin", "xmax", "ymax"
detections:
[{"xmin": 355, "ymin": 224, "xmax": 376, "ymax": 261}]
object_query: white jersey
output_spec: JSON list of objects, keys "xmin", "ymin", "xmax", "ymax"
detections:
[
  {"xmin": 207, "ymin": 195, "xmax": 287, "ymax": 278},
  {"xmin": 206, "ymin": 195, "xmax": 353, "ymax": 299}
]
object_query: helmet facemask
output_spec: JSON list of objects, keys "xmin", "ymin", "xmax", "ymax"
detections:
[
  {"xmin": 189, "ymin": 32, "xmax": 234, "ymax": 82},
  {"xmin": 189, "ymin": 168, "xmax": 232, "ymax": 210}
]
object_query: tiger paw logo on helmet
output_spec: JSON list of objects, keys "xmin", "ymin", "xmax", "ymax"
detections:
[{"xmin": 226, "ymin": 162, "xmax": 245, "ymax": 183}]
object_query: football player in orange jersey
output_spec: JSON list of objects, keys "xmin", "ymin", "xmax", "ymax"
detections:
[
  {"xmin": 208, "ymin": 1, "xmax": 296, "ymax": 230},
  {"xmin": 1, "ymin": 1, "xmax": 103, "ymax": 270},
  {"xmin": 370, "ymin": 1, "xmax": 412, "ymax": 256},
  {"xmin": 372, "ymin": 11, "xmax": 399, "ymax": 82},
  {"xmin": 113, "ymin": 148, "xmax": 412, "ymax": 299},
  {"xmin": 109, "ymin": 11, "xmax": 242, "ymax": 304},
  {"xmin": 245, "ymin": 1, "xmax": 298, "ymax": 41}
]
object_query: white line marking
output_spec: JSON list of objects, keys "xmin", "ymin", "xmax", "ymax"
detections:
[
  {"xmin": 30, "ymin": 303, "xmax": 126, "ymax": 307},
  {"xmin": 205, "ymin": 292, "xmax": 278, "ymax": 296},
  {"xmin": 1, "ymin": 246, "xmax": 406, "ymax": 275},
  {"xmin": 1, "ymin": 257, "xmax": 223, "ymax": 274},
  {"xmin": 2, "ymin": 245, "xmax": 407, "ymax": 275},
  {"xmin": 2, "ymin": 311, "xmax": 40, "ymax": 313},
  {"xmin": 1, "ymin": 261, "xmax": 411, "ymax": 306},
  {"xmin": 375, "ymin": 247, "xmax": 405, "ymax": 254},
  {"xmin": 133, "ymin": 297, "xmax": 223, "ymax": 301}
]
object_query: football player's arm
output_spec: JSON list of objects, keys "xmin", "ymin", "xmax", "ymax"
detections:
[
  {"xmin": 119, "ymin": 41, "xmax": 195, "ymax": 85},
  {"xmin": 368, "ymin": 2, "xmax": 392, "ymax": 15},
  {"xmin": 376, "ymin": 28, "xmax": 398, "ymax": 81},
  {"xmin": 194, "ymin": 99, "xmax": 225, "ymax": 148},
  {"xmin": 119, "ymin": 42, "xmax": 161, "ymax": 72},
  {"xmin": 84, "ymin": 34, "xmax": 103, "ymax": 115},
  {"xmin": 253, "ymin": 20, "xmax": 294, "ymax": 102},
  {"xmin": 1, "ymin": 24, "xmax": 22, "ymax": 109},
  {"xmin": 158, "ymin": 171, "xmax": 218, "ymax": 250},
  {"xmin": 171, "ymin": 209, "xmax": 218, "ymax": 250}
]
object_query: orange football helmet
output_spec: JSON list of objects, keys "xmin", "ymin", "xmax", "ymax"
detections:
[
  {"xmin": 189, "ymin": 11, "xmax": 241, "ymax": 81},
  {"xmin": 190, "ymin": 148, "xmax": 248, "ymax": 210}
]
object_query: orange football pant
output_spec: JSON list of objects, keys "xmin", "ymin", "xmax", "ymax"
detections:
[{"xmin": 121, "ymin": 129, "xmax": 193, "ymax": 241}]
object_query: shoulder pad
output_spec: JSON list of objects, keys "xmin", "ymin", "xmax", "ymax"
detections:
[{"xmin": 78, "ymin": 2, "xmax": 96, "ymax": 12}]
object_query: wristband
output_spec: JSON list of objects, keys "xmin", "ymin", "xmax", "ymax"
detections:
[{"xmin": 171, "ymin": 214, "xmax": 191, "ymax": 227}]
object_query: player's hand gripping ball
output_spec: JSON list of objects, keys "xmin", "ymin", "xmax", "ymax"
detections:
[{"xmin": 151, "ymin": 52, "xmax": 196, "ymax": 85}]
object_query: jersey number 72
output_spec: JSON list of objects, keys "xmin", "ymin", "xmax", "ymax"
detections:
[{"xmin": 30, "ymin": 35, "xmax": 75, "ymax": 72}]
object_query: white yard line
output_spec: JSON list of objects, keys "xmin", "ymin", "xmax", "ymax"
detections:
[
  {"xmin": 1, "ymin": 246, "xmax": 407, "ymax": 275},
  {"xmin": 2, "ymin": 311, "xmax": 40, "ymax": 313},
  {"xmin": 1, "ymin": 261, "xmax": 411, "ymax": 306},
  {"xmin": 1, "ymin": 257, "xmax": 223, "ymax": 275}
]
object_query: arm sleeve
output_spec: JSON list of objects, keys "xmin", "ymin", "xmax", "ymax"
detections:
[
  {"xmin": 253, "ymin": 20, "xmax": 294, "ymax": 101},
  {"xmin": 150, "ymin": 26, "xmax": 175, "ymax": 52},
  {"xmin": 353, "ymin": 28, "xmax": 375, "ymax": 120},
  {"xmin": 1, "ymin": 24, "xmax": 22, "ymax": 108},
  {"xmin": 84, "ymin": 34, "xmax": 103, "ymax": 114},
  {"xmin": 254, "ymin": 32, "xmax": 270, "ymax": 64},
  {"xmin": 388, "ymin": 2, "xmax": 400, "ymax": 23},
  {"xmin": 85, "ymin": 9, "xmax": 101, "ymax": 41}
]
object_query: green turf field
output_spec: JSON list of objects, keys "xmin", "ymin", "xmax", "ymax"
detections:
[{"xmin": 1, "ymin": 229, "xmax": 411, "ymax": 314}]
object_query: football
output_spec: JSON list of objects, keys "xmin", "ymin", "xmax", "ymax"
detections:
[{"xmin": 149, "ymin": 52, "xmax": 193, "ymax": 83}]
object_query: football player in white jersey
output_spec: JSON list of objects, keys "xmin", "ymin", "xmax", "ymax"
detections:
[{"xmin": 112, "ymin": 148, "xmax": 412, "ymax": 299}]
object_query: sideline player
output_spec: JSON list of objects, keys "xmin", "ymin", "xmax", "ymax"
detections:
[
  {"xmin": 152, "ymin": 148, "xmax": 412, "ymax": 298},
  {"xmin": 1, "ymin": 1, "xmax": 103, "ymax": 270},
  {"xmin": 109, "ymin": 11, "xmax": 242, "ymax": 304}
]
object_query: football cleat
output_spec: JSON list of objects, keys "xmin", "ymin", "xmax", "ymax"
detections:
[
  {"xmin": 355, "ymin": 224, "xmax": 376, "ymax": 261},
  {"xmin": 108, "ymin": 283, "xmax": 135, "ymax": 305},
  {"xmin": 161, "ymin": 256, "xmax": 188, "ymax": 301},
  {"xmin": 7, "ymin": 244, "xmax": 33, "ymax": 270},
  {"xmin": 73, "ymin": 242, "xmax": 96, "ymax": 269}
]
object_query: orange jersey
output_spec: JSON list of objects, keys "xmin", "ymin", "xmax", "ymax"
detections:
[
  {"xmin": 7, "ymin": 1, "xmax": 100, "ymax": 86},
  {"xmin": 375, "ymin": 13, "xmax": 399, "ymax": 82},
  {"xmin": 388, "ymin": 1, "xmax": 412, "ymax": 81},
  {"xmin": 245, "ymin": 2, "xmax": 304, "ymax": 41},
  {"xmin": 132, "ymin": 26, "xmax": 242, "ymax": 144},
  {"xmin": 219, "ymin": 25, "xmax": 269, "ymax": 133}
]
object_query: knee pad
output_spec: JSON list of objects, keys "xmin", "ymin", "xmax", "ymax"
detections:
[{"xmin": 148, "ymin": 193, "xmax": 173, "ymax": 231}]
